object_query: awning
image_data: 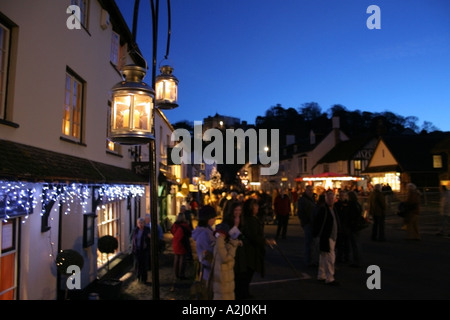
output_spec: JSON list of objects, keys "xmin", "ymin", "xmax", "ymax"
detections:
[
  {"xmin": 0, "ymin": 139, "xmax": 147, "ymax": 185},
  {"xmin": 295, "ymin": 172, "xmax": 364, "ymax": 182}
]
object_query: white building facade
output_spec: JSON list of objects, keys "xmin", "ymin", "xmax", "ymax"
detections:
[{"xmin": 0, "ymin": 0, "xmax": 161, "ymax": 300}]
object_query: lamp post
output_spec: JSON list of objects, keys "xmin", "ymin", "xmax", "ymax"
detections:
[{"xmin": 109, "ymin": 0, "xmax": 178, "ymax": 300}]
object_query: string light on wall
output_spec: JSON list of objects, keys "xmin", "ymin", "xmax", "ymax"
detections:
[{"xmin": 0, "ymin": 180, "xmax": 145, "ymax": 222}]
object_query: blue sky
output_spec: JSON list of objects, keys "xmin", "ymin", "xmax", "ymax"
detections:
[{"xmin": 115, "ymin": 0, "xmax": 450, "ymax": 132}]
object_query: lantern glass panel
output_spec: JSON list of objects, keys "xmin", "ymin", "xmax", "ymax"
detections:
[
  {"xmin": 112, "ymin": 95, "xmax": 131, "ymax": 130},
  {"xmin": 156, "ymin": 79, "xmax": 177, "ymax": 103},
  {"xmin": 134, "ymin": 95, "xmax": 152, "ymax": 131}
]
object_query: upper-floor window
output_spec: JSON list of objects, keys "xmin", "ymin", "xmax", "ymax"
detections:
[
  {"xmin": 433, "ymin": 155, "xmax": 443, "ymax": 169},
  {"xmin": 71, "ymin": 0, "xmax": 89, "ymax": 29},
  {"xmin": 62, "ymin": 68, "xmax": 85, "ymax": 142},
  {"xmin": 110, "ymin": 31, "xmax": 120, "ymax": 66},
  {"xmin": 299, "ymin": 157, "xmax": 307, "ymax": 173},
  {"xmin": 354, "ymin": 160, "xmax": 362, "ymax": 171},
  {"xmin": 338, "ymin": 160, "xmax": 345, "ymax": 173},
  {"xmin": 0, "ymin": 21, "xmax": 10, "ymax": 120}
]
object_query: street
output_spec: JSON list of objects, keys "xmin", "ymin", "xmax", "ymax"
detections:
[
  {"xmin": 119, "ymin": 206, "xmax": 450, "ymax": 302},
  {"xmin": 249, "ymin": 211, "xmax": 450, "ymax": 300}
]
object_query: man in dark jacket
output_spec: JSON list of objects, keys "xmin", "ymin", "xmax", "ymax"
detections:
[
  {"xmin": 297, "ymin": 185, "xmax": 317, "ymax": 266},
  {"xmin": 368, "ymin": 184, "xmax": 386, "ymax": 241},
  {"xmin": 131, "ymin": 217, "xmax": 151, "ymax": 283},
  {"xmin": 274, "ymin": 188, "xmax": 291, "ymax": 239},
  {"xmin": 313, "ymin": 189, "xmax": 339, "ymax": 286}
]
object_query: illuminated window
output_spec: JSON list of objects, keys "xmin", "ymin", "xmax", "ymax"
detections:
[
  {"xmin": 354, "ymin": 160, "xmax": 362, "ymax": 170},
  {"xmin": 62, "ymin": 68, "xmax": 84, "ymax": 142},
  {"xmin": 433, "ymin": 155, "xmax": 443, "ymax": 168},
  {"xmin": 97, "ymin": 201, "xmax": 121, "ymax": 268},
  {"xmin": 338, "ymin": 161, "xmax": 344, "ymax": 172},
  {"xmin": 0, "ymin": 19, "xmax": 13, "ymax": 121}
]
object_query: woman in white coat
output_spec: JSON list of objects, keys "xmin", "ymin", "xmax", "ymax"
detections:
[{"xmin": 211, "ymin": 222, "xmax": 241, "ymax": 300}]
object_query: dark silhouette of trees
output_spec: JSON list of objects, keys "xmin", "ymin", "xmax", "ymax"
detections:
[{"xmin": 169, "ymin": 103, "xmax": 441, "ymax": 189}]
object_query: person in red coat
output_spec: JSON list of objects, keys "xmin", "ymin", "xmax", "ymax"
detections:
[
  {"xmin": 274, "ymin": 188, "xmax": 291, "ymax": 239},
  {"xmin": 170, "ymin": 212, "xmax": 192, "ymax": 280}
]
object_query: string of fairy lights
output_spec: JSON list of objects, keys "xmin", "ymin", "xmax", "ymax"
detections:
[
  {"xmin": 1, "ymin": 180, "xmax": 145, "ymax": 223},
  {"xmin": 1, "ymin": 180, "xmax": 146, "ymax": 262}
]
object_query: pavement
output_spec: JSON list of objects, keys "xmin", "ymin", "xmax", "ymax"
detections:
[{"xmin": 116, "ymin": 231, "xmax": 197, "ymax": 300}]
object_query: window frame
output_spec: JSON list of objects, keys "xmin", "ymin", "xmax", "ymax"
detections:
[
  {"xmin": 0, "ymin": 13, "xmax": 18, "ymax": 127},
  {"xmin": 61, "ymin": 67, "xmax": 85, "ymax": 143},
  {"xmin": 433, "ymin": 155, "xmax": 443, "ymax": 169},
  {"xmin": 0, "ymin": 218, "xmax": 18, "ymax": 300},
  {"xmin": 0, "ymin": 20, "xmax": 10, "ymax": 120},
  {"xmin": 110, "ymin": 31, "xmax": 120, "ymax": 66},
  {"xmin": 96, "ymin": 201, "xmax": 121, "ymax": 268}
]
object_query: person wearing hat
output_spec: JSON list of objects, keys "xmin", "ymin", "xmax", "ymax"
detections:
[
  {"xmin": 211, "ymin": 222, "xmax": 242, "ymax": 300},
  {"xmin": 368, "ymin": 183, "xmax": 386, "ymax": 242},
  {"xmin": 403, "ymin": 183, "xmax": 421, "ymax": 240},
  {"xmin": 192, "ymin": 205, "xmax": 218, "ymax": 282}
]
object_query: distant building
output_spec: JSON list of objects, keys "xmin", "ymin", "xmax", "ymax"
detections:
[
  {"xmin": 364, "ymin": 132, "xmax": 450, "ymax": 191},
  {"xmin": 203, "ymin": 113, "xmax": 241, "ymax": 131}
]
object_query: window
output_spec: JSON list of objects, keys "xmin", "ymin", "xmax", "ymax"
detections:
[
  {"xmin": 0, "ymin": 20, "xmax": 10, "ymax": 120},
  {"xmin": 97, "ymin": 201, "xmax": 121, "ymax": 268},
  {"xmin": 354, "ymin": 160, "xmax": 362, "ymax": 170},
  {"xmin": 338, "ymin": 161, "xmax": 344, "ymax": 173},
  {"xmin": 299, "ymin": 157, "xmax": 307, "ymax": 173},
  {"xmin": 0, "ymin": 219, "xmax": 18, "ymax": 300},
  {"xmin": 433, "ymin": 155, "xmax": 443, "ymax": 169},
  {"xmin": 62, "ymin": 68, "xmax": 84, "ymax": 142},
  {"xmin": 106, "ymin": 102, "xmax": 120, "ymax": 153},
  {"xmin": 160, "ymin": 125, "xmax": 164, "ymax": 157},
  {"xmin": 71, "ymin": 0, "xmax": 89, "ymax": 29},
  {"xmin": 110, "ymin": 31, "xmax": 120, "ymax": 66}
]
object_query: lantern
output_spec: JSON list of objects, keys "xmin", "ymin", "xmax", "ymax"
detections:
[
  {"xmin": 155, "ymin": 65, "xmax": 179, "ymax": 109},
  {"xmin": 109, "ymin": 65, "xmax": 155, "ymax": 145}
]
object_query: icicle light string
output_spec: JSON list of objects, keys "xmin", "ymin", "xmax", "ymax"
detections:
[{"xmin": 1, "ymin": 181, "xmax": 145, "ymax": 223}]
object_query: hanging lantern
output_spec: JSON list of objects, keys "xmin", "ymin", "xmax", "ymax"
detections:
[
  {"xmin": 155, "ymin": 65, "xmax": 179, "ymax": 109},
  {"xmin": 109, "ymin": 65, "xmax": 155, "ymax": 145}
]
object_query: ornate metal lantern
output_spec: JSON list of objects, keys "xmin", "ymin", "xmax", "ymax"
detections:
[
  {"xmin": 109, "ymin": 65, "xmax": 155, "ymax": 145},
  {"xmin": 155, "ymin": 65, "xmax": 179, "ymax": 109}
]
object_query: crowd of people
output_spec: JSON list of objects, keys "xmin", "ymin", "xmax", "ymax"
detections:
[
  {"xmin": 130, "ymin": 180, "xmax": 450, "ymax": 299},
  {"xmin": 189, "ymin": 191, "xmax": 276, "ymax": 300}
]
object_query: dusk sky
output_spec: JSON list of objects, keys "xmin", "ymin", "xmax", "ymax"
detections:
[{"xmin": 116, "ymin": 0, "xmax": 450, "ymax": 132}]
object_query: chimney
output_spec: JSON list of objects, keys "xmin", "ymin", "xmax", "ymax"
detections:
[
  {"xmin": 332, "ymin": 116, "xmax": 340, "ymax": 144},
  {"xmin": 310, "ymin": 130, "xmax": 316, "ymax": 145},
  {"xmin": 286, "ymin": 134, "xmax": 295, "ymax": 145}
]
